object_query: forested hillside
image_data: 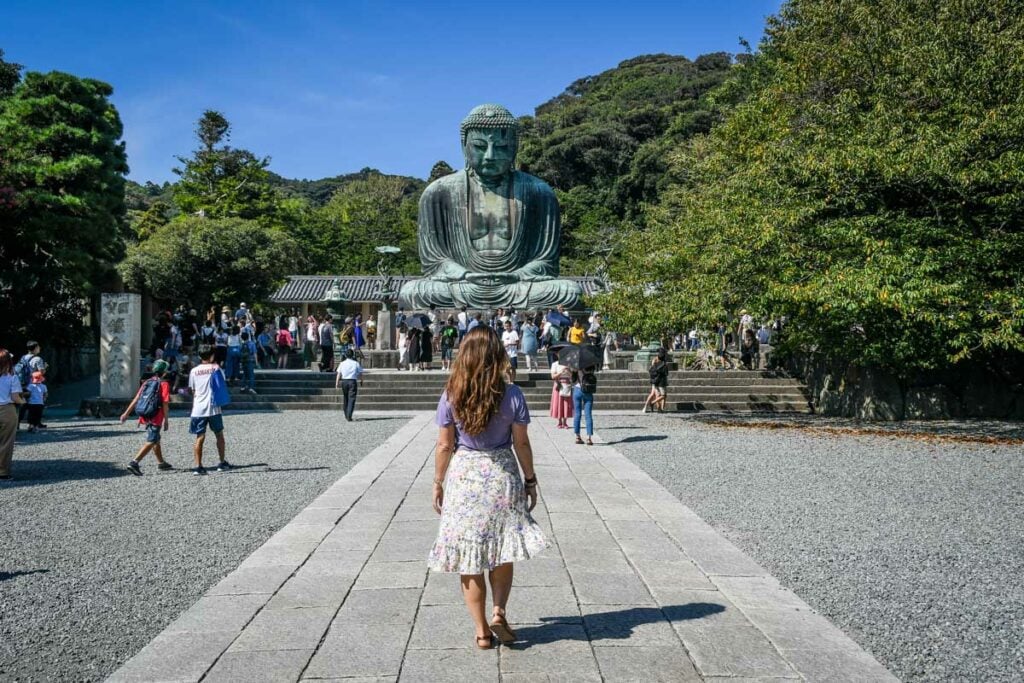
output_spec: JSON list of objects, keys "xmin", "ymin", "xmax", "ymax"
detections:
[{"xmin": 518, "ymin": 53, "xmax": 737, "ymax": 275}]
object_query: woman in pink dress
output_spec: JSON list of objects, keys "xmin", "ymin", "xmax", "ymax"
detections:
[{"xmin": 548, "ymin": 359, "xmax": 573, "ymax": 428}]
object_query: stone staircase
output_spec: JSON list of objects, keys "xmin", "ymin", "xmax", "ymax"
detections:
[{"xmin": 180, "ymin": 368, "xmax": 812, "ymax": 414}]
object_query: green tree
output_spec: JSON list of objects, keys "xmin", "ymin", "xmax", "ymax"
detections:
[
  {"xmin": 0, "ymin": 49, "xmax": 21, "ymax": 97},
  {"xmin": 119, "ymin": 216, "xmax": 299, "ymax": 308},
  {"xmin": 427, "ymin": 160, "xmax": 455, "ymax": 183},
  {"xmin": 312, "ymin": 173, "xmax": 421, "ymax": 274},
  {"xmin": 0, "ymin": 69, "xmax": 128, "ymax": 346},
  {"xmin": 599, "ymin": 0, "xmax": 1024, "ymax": 375},
  {"xmin": 171, "ymin": 110, "xmax": 278, "ymax": 219}
]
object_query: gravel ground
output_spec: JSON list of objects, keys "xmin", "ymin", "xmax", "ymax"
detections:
[
  {"xmin": 601, "ymin": 414, "xmax": 1024, "ymax": 682},
  {"xmin": 0, "ymin": 411, "xmax": 409, "ymax": 682}
]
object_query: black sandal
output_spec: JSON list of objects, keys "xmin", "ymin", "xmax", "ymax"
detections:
[{"xmin": 575, "ymin": 435, "xmax": 584, "ymax": 445}]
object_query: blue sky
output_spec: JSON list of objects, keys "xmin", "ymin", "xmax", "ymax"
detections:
[{"xmin": 3, "ymin": 1, "xmax": 781, "ymax": 184}]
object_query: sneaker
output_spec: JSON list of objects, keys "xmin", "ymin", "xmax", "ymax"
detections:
[
  {"xmin": 215, "ymin": 461, "xmax": 233, "ymax": 472},
  {"xmin": 126, "ymin": 461, "xmax": 143, "ymax": 476},
  {"xmin": 191, "ymin": 467, "xmax": 207, "ymax": 476},
  {"xmin": 157, "ymin": 462, "xmax": 174, "ymax": 471}
]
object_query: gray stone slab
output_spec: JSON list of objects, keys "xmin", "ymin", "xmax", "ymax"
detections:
[
  {"xmin": 304, "ymin": 548, "xmax": 371, "ymax": 573},
  {"xmin": 204, "ymin": 648, "xmax": 313, "ymax": 682},
  {"xmin": 633, "ymin": 558, "xmax": 715, "ymax": 591},
  {"xmin": 506, "ymin": 585, "xmax": 581, "ymax": 625},
  {"xmin": 382, "ymin": 519, "xmax": 439, "ymax": 538},
  {"xmin": 107, "ymin": 630, "xmax": 236, "ymax": 683},
  {"xmin": 579, "ymin": 604, "xmax": 680, "ymax": 647},
  {"xmin": 228, "ymin": 606, "xmax": 336, "ymax": 652},
  {"xmin": 239, "ymin": 542, "xmax": 320, "ymax": 569},
  {"xmin": 399, "ymin": 648, "xmax": 498, "ymax": 681},
  {"xmin": 304, "ymin": 622, "xmax": 409, "ymax": 678},
  {"xmin": 778, "ymin": 647, "xmax": 897, "ymax": 682},
  {"xmin": 513, "ymin": 557, "xmax": 571, "ymax": 587},
  {"xmin": 617, "ymin": 536, "xmax": 688, "ymax": 562},
  {"xmin": 319, "ymin": 526, "xmax": 385, "ymax": 551},
  {"xmin": 604, "ymin": 519, "xmax": 664, "ymax": 539},
  {"xmin": 288, "ymin": 507, "xmax": 348, "ymax": 526},
  {"xmin": 498, "ymin": 623, "xmax": 599, "ymax": 676},
  {"xmin": 302, "ymin": 678, "xmax": 396, "ymax": 683},
  {"xmin": 592, "ymin": 645, "xmax": 701, "ymax": 681},
  {"xmin": 408, "ymin": 604, "xmax": 478, "ymax": 649},
  {"xmin": 370, "ymin": 535, "xmax": 434, "ymax": 562},
  {"xmin": 560, "ymin": 549, "xmax": 633, "ymax": 574},
  {"xmin": 421, "ymin": 570, "xmax": 464, "ymax": 605},
  {"xmin": 265, "ymin": 523, "xmax": 337, "ymax": 546},
  {"xmin": 352, "ymin": 560, "xmax": 427, "ymax": 590},
  {"xmin": 333, "ymin": 587, "xmax": 421, "ymax": 624},
  {"xmin": 712, "ymin": 575, "xmax": 807, "ymax": 611},
  {"xmin": 266, "ymin": 571, "xmax": 357, "ymax": 610},
  {"xmin": 659, "ymin": 526, "xmax": 767, "ymax": 578},
  {"xmin": 568, "ymin": 570, "xmax": 656, "ymax": 606},
  {"xmin": 162, "ymin": 594, "xmax": 267, "ymax": 634},
  {"xmin": 206, "ymin": 565, "xmax": 295, "ymax": 597},
  {"xmin": 742, "ymin": 607, "xmax": 867, "ymax": 652},
  {"xmin": 501, "ymin": 675, "xmax": 601, "ymax": 683},
  {"xmin": 663, "ymin": 590, "xmax": 797, "ymax": 679}
]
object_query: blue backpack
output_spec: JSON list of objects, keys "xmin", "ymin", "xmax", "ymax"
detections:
[{"xmin": 135, "ymin": 377, "xmax": 163, "ymax": 419}]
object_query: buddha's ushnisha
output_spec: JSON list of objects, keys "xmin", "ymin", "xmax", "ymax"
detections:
[{"xmin": 399, "ymin": 104, "xmax": 582, "ymax": 310}]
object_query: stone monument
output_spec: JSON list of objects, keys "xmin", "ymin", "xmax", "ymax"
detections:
[
  {"xmin": 100, "ymin": 293, "xmax": 141, "ymax": 399},
  {"xmin": 399, "ymin": 104, "xmax": 582, "ymax": 310}
]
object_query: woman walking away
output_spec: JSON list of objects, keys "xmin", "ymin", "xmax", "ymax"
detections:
[
  {"xmin": 0, "ymin": 349, "xmax": 25, "ymax": 480},
  {"xmin": 419, "ymin": 324, "xmax": 433, "ymax": 371},
  {"xmin": 276, "ymin": 325, "xmax": 293, "ymax": 369},
  {"xmin": 549, "ymin": 357, "xmax": 573, "ymax": 429},
  {"xmin": 520, "ymin": 315, "xmax": 539, "ymax": 371},
  {"xmin": 428, "ymin": 326, "xmax": 548, "ymax": 649},
  {"xmin": 408, "ymin": 327, "xmax": 422, "ymax": 371},
  {"xmin": 572, "ymin": 363, "xmax": 597, "ymax": 445},
  {"xmin": 643, "ymin": 348, "xmax": 669, "ymax": 414}
]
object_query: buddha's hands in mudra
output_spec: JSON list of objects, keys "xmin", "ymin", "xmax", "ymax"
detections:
[{"xmin": 464, "ymin": 272, "xmax": 519, "ymax": 286}]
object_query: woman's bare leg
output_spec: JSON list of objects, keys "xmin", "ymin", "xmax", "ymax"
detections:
[
  {"xmin": 488, "ymin": 563, "xmax": 514, "ymax": 616},
  {"xmin": 460, "ymin": 574, "xmax": 490, "ymax": 637}
]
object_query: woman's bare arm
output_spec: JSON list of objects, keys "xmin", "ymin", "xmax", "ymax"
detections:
[
  {"xmin": 512, "ymin": 423, "xmax": 538, "ymax": 511},
  {"xmin": 432, "ymin": 425, "xmax": 457, "ymax": 514}
]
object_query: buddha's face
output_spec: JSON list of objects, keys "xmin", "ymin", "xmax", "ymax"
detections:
[{"xmin": 463, "ymin": 128, "xmax": 516, "ymax": 181}]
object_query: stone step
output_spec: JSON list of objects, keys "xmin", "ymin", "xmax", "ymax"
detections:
[
  {"xmin": 217, "ymin": 400, "xmax": 811, "ymax": 413},
  {"xmin": 237, "ymin": 389, "xmax": 811, "ymax": 401}
]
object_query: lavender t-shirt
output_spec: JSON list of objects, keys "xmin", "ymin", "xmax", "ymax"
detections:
[{"xmin": 436, "ymin": 384, "xmax": 531, "ymax": 450}]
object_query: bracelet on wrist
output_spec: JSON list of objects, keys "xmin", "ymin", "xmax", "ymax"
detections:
[
  {"xmin": 524, "ymin": 475, "xmax": 537, "ymax": 485},
  {"xmin": 433, "ymin": 478, "xmax": 444, "ymax": 486}
]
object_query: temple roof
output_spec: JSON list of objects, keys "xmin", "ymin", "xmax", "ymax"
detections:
[{"xmin": 269, "ymin": 275, "xmax": 607, "ymax": 305}]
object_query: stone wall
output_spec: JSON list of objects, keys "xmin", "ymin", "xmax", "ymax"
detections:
[{"xmin": 787, "ymin": 353, "xmax": 1024, "ymax": 420}]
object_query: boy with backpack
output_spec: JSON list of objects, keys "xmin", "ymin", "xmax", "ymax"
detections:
[
  {"xmin": 120, "ymin": 359, "xmax": 173, "ymax": 475},
  {"xmin": 15, "ymin": 341, "xmax": 46, "ymax": 428}
]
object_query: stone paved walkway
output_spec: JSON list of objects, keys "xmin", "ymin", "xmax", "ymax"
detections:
[{"xmin": 108, "ymin": 413, "xmax": 897, "ymax": 682}]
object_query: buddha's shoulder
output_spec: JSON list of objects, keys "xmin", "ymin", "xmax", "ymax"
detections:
[
  {"xmin": 513, "ymin": 170, "xmax": 555, "ymax": 198},
  {"xmin": 422, "ymin": 170, "xmax": 467, "ymax": 198}
]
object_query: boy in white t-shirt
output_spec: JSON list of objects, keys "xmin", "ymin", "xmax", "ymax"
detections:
[
  {"xmin": 188, "ymin": 347, "xmax": 231, "ymax": 476},
  {"xmin": 502, "ymin": 320, "xmax": 520, "ymax": 382}
]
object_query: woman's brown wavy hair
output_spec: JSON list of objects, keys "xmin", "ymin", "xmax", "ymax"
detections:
[{"xmin": 445, "ymin": 325, "xmax": 508, "ymax": 436}]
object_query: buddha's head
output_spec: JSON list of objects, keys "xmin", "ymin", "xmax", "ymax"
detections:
[{"xmin": 460, "ymin": 104, "xmax": 518, "ymax": 182}]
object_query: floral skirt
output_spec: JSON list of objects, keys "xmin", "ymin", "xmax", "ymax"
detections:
[{"xmin": 428, "ymin": 447, "xmax": 549, "ymax": 574}]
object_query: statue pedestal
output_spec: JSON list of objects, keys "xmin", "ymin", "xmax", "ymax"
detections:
[
  {"xmin": 376, "ymin": 309, "xmax": 393, "ymax": 351},
  {"xmin": 100, "ymin": 293, "xmax": 141, "ymax": 399}
]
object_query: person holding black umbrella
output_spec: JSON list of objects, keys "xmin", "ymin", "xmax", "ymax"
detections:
[{"xmin": 559, "ymin": 345, "xmax": 600, "ymax": 446}]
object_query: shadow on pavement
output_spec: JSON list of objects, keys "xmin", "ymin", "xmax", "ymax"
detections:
[
  {"xmin": 603, "ymin": 435, "xmax": 668, "ymax": 444},
  {"xmin": 1, "ymin": 459, "xmax": 125, "ymax": 486},
  {"xmin": 0, "ymin": 569, "xmax": 49, "ymax": 582},
  {"xmin": 512, "ymin": 603, "xmax": 726, "ymax": 648}
]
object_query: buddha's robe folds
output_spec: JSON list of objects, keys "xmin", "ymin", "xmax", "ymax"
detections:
[{"xmin": 399, "ymin": 170, "xmax": 582, "ymax": 310}]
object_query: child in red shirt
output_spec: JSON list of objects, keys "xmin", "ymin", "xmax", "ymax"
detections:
[{"xmin": 120, "ymin": 359, "xmax": 173, "ymax": 476}]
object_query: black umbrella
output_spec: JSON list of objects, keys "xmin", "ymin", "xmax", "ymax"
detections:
[
  {"xmin": 406, "ymin": 313, "xmax": 432, "ymax": 329},
  {"xmin": 558, "ymin": 344, "xmax": 601, "ymax": 370}
]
